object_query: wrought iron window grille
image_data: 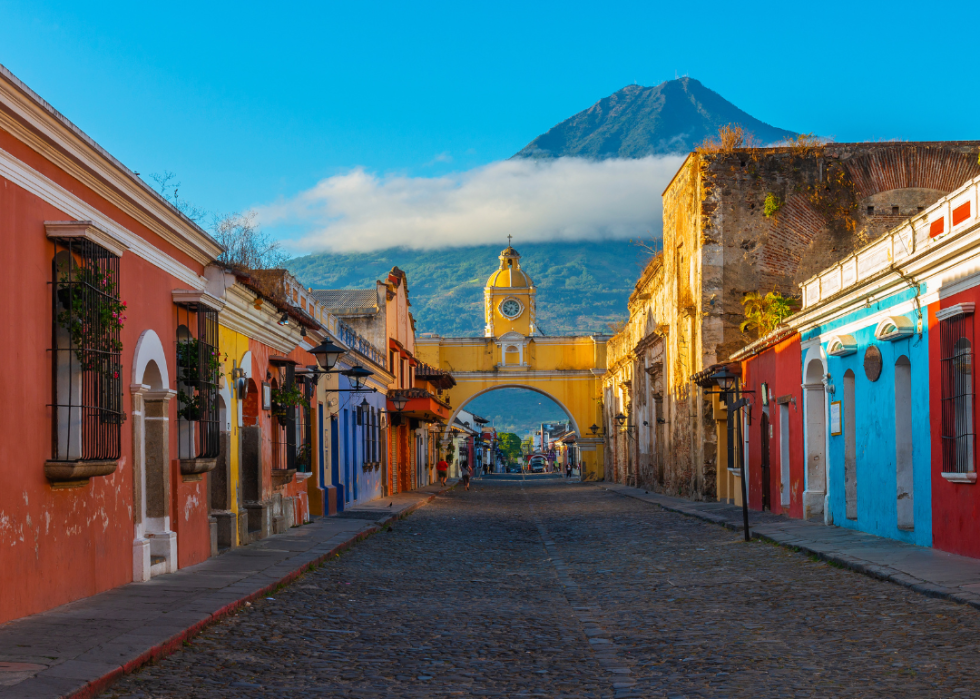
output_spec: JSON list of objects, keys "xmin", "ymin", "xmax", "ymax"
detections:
[
  {"xmin": 49, "ymin": 238, "xmax": 124, "ymax": 463},
  {"xmin": 940, "ymin": 312, "xmax": 975, "ymax": 474},
  {"xmin": 175, "ymin": 303, "xmax": 221, "ymax": 461}
]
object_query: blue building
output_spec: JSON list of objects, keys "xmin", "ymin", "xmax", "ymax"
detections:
[{"xmin": 792, "ymin": 223, "xmax": 934, "ymax": 546}]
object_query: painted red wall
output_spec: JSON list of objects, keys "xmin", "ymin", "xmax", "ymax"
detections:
[
  {"xmin": 0, "ymin": 165, "xmax": 208, "ymax": 623},
  {"xmin": 929, "ymin": 291, "xmax": 980, "ymax": 557},
  {"xmin": 740, "ymin": 335, "xmax": 805, "ymax": 519}
]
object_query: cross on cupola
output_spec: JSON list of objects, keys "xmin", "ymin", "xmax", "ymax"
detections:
[{"xmin": 507, "ymin": 235, "xmax": 513, "ymax": 246}]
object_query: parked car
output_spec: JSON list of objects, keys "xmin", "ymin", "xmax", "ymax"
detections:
[
  {"xmin": 528, "ymin": 456, "xmax": 547, "ymax": 473},
  {"xmin": 506, "ymin": 463, "xmax": 523, "ymax": 474}
]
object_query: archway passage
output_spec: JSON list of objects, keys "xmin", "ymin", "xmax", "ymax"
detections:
[
  {"xmin": 415, "ymin": 243, "xmax": 608, "ymax": 479},
  {"xmin": 458, "ymin": 386, "xmax": 580, "ymax": 476}
]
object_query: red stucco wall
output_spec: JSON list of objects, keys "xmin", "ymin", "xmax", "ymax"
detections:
[
  {"xmin": 0, "ymin": 159, "xmax": 207, "ymax": 623},
  {"xmin": 929, "ymin": 292, "xmax": 980, "ymax": 557},
  {"xmin": 740, "ymin": 335, "xmax": 805, "ymax": 519}
]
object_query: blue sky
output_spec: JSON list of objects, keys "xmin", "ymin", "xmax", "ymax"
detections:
[{"xmin": 2, "ymin": 0, "xmax": 978, "ymax": 250}]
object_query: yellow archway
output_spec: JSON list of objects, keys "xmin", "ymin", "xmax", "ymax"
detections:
[{"xmin": 415, "ymin": 244, "xmax": 608, "ymax": 479}]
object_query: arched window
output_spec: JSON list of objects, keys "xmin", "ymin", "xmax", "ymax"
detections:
[{"xmin": 875, "ymin": 316, "xmax": 914, "ymax": 342}]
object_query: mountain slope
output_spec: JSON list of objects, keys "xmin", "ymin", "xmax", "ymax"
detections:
[
  {"xmin": 515, "ymin": 77, "xmax": 796, "ymax": 159},
  {"xmin": 287, "ymin": 240, "xmax": 655, "ymax": 337}
]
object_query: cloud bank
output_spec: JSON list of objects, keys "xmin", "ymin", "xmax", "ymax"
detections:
[{"xmin": 256, "ymin": 155, "xmax": 687, "ymax": 254}]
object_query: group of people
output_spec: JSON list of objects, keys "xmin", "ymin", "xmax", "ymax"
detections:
[{"xmin": 435, "ymin": 458, "xmax": 472, "ymax": 491}]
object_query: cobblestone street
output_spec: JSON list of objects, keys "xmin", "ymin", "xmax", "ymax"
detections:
[{"xmin": 105, "ymin": 479, "xmax": 980, "ymax": 698}]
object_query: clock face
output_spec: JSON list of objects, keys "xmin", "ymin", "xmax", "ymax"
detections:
[{"xmin": 500, "ymin": 299, "xmax": 522, "ymax": 318}]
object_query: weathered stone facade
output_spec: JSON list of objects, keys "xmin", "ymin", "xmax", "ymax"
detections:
[{"xmin": 604, "ymin": 141, "xmax": 980, "ymax": 500}]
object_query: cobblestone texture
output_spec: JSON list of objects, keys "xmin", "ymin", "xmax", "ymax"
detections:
[{"xmin": 104, "ymin": 479, "xmax": 980, "ymax": 698}]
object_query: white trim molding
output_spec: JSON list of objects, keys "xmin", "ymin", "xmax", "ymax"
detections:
[
  {"xmin": 936, "ymin": 303, "xmax": 976, "ymax": 321},
  {"xmin": 942, "ymin": 472, "xmax": 977, "ymax": 484},
  {"xmin": 45, "ymin": 220, "xmax": 128, "ymax": 257},
  {"xmin": 172, "ymin": 289, "xmax": 226, "ymax": 312},
  {"xmin": 0, "ymin": 146, "xmax": 205, "ymax": 288}
]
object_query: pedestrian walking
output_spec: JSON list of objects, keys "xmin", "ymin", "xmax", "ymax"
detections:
[
  {"xmin": 436, "ymin": 458, "xmax": 449, "ymax": 486},
  {"xmin": 461, "ymin": 462, "xmax": 472, "ymax": 491}
]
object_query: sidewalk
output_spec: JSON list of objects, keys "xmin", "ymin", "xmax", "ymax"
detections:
[
  {"xmin": 598, "ymin": 482, "xmax": 980, "ymax": 611},
  {"xmin": 0, "ymin": 482, "xmax": 454, "ymax": 699}
]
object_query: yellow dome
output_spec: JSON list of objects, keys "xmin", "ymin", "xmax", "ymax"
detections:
[{"xmin": 486, "ymin": 245, "xmax": 532, "ymax": 288}]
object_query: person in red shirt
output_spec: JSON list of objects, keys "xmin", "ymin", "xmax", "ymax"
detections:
[{"xmin": 436, "ymin": 458, "xmax": 449, "ymax": 487}]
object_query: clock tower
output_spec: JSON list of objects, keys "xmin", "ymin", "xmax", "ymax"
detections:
[{"xmin": 484, "ymin": 240, "xmax": 536, "ymax": 338}]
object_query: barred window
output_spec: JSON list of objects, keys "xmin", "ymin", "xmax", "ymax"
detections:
[
  {"xmin": 51, "ymin": 238, "xmax": 124, "ymax": 463},
  {"xmin": 176, "ymin": 303, "xmax": 220, "ymax": 460},
  {"xmin": 270, "ymin": 361, "xmax": 307, "ymax": 474},
  {"xmin": 271, "ymin": 377, "xmax": 291, "ymax": 472},
  {"xmin": 295, "ymin": 378, "xmax": 312, "ymax": 473},
  {"xmin": 941, "ymin": 312, "xmax": 975, "ymax": 473}
]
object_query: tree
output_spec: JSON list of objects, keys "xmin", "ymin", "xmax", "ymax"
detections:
[
  {"xmin": 149, "ymin": 171, "xmax": 208, "ymax": 222},
  {"xmin": 696, "ymin": 124, "xmax": 760, "ymax": 154},
  {"xmin": 740, "ymin": 291, "xmax": 800, "ymax": 338},
  {"xmin": 497, "ymin": 432, "xmax": 522, "ymax": 462},
  {"xmin": 211, "ymin": 211, "xmax": 289, "ymax": 271},
  {"xmin": 149, "ymin": 171, "xmax": 288, "ymax": 272}
]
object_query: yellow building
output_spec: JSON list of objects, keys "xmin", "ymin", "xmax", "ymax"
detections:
[{"xmin": 415, "ymin": 244, "xmax": 608, "ymax": 479}]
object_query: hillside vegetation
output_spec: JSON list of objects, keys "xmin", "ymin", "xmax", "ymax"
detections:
[{"xmin": 288, "ymin": 240, "xmax": 654, "ymax": 337}]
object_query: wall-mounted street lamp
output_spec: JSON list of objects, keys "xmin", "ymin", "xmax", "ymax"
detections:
[
  {"xmin": 295, "ymin": 337, "xmax": 376, "ymax": 393},
  {"xmin": 278, "ymin": 312, "xmax": 289, "ymax": 326},
  {"xmin": 389, "ymin": 392, "xmax": 409, "ymax": 412},
  {"xmin": 615, "ymin": 413, "xmax": 627, "ymax": 427},
  {"xmin": 702, "ymin": 365, "xmax": 752, "ymax": 542}
]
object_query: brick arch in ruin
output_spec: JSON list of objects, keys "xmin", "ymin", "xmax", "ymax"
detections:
[{"xmin": 760, "ymin": 146, "xmax": 980, "ymax": 281}]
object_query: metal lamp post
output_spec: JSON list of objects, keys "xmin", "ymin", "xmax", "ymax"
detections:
[{"xmin": 712, "ymin": 367, "xmax": 752, "ymax": 542}]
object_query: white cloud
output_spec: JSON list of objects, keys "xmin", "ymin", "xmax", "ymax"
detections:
[{"xmin": 255, "ymin": 155, "xmax": 687, "ymax": 254}]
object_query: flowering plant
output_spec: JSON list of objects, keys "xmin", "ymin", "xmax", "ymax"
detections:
[
  {"xmin": 271, "ymin": 383, "xmax": 309, "ymax": 420},
  {"xmin": 176, "ymin": 338, "xmax": 227, "ymax": 421},
  {"xmin": 56, "ymin": 263, "xmax": 126, "ymax": 369}
]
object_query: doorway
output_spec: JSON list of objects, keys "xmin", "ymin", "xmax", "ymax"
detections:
[
  {"xmin": 804, "ymin": 357, "xmax": 828, "ymax": 522},
  {"xmin": 131, "ymin": 329, "xmax": 177, "ymax": 581},
  {"xmin": 760, "ymin": 411, "xmax": 771, "ymax": 511}
]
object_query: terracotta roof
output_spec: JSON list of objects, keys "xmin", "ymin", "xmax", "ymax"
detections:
[
  {"xmin": 310, "ymin": 289, "xmax": 379, "ymax": 314},
  {"xmin": 415, "ymin": 362, "xmax": 456, "ymax": 389},
  {"xmin": 234, "ymin": 272, "xmax": 319, "ymax": 330}
]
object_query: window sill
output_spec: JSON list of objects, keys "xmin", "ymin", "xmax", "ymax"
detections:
[
  {"xmin": 179, "ymin": 458, "xmax": 217, "ymax": 476},
  {"xmin": 272, "ymin": 468, "xmax": 297, "ymax": 487},
  {"xmin": 728, "ymin": 468, "xmax": 743, "ymax": 478},
  {"xmin": 45, "ymin": 459, "xmax": 118, "ymax": 486},
  {"xmin": 942, "ymin": 472, "xmax": 977, "ymax": 484}
]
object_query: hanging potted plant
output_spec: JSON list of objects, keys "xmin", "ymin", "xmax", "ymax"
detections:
[
  {"xmin": 295, "ymin": 443, "xmax": 312, "ymax": 472},
  {"xmin": 271, "ymin": 382, "xmax": 308, "ymax": 426},
  {"xmin": 176, "ymin": 338, "xmax": 224, "ymax": 421}
]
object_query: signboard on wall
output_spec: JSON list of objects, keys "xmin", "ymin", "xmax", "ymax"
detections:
[{"xmin": 830, "ymin": 400, "xmax": 842, "ymax": 436}]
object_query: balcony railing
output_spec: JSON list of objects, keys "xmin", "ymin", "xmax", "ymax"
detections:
[{"xmin": 336, "ymin": 319, "xmax": 386, "ymax": 370}]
